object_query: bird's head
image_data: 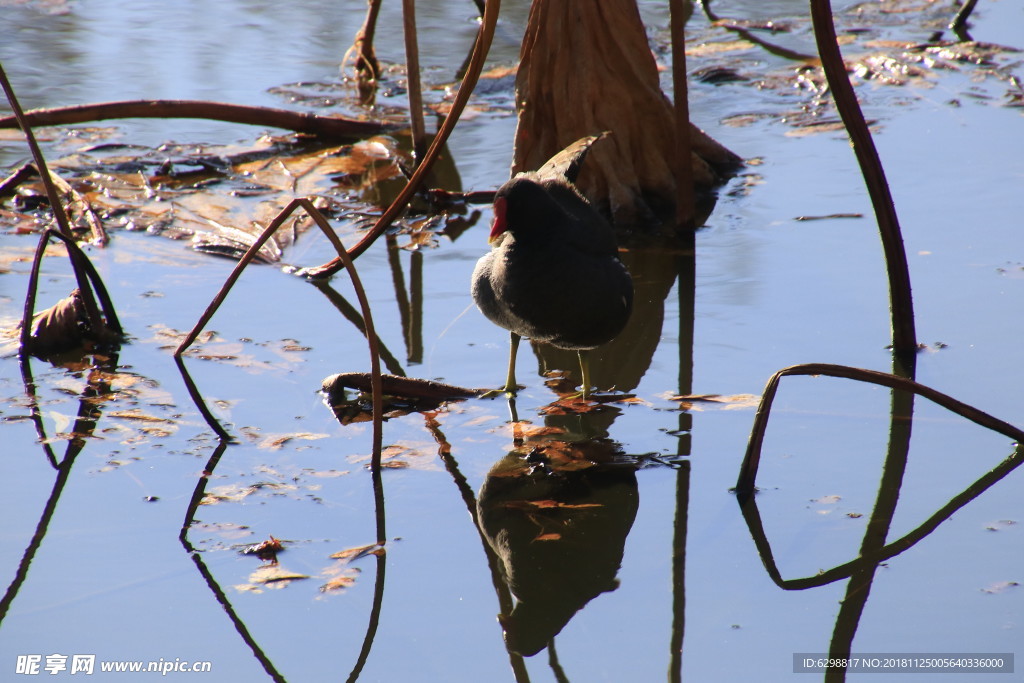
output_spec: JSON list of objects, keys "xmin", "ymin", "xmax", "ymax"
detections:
[{"xmin": 488, "ymin": 176, "xmax": 564, "ymax": 245}]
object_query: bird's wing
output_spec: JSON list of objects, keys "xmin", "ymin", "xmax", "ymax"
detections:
[{"xmin": 534, "ymin": 132, "xmax": 611, "ymax": 184}]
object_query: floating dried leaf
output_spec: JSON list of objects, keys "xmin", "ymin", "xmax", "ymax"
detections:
[
  {"xmin": 981, "ymin": 581, "xmax": 1020, "ymax": 595},
  {"xmin": 812, "ymin": 494, "xmax": 842, "ymax": 504},
  {"xmin": 246, "ymin": 565, "xmax": 309, "ymax": 588},
  {"xmin": 329, "ymin": 543, "xmax": 384, "ymax": 562},
  {"xmin": 107, "ymin": 409, "xmax": 174, "ymax": 423},
  {"xmin": 258, "ymin": 432, "xmax": 329, "ymax": 450},
  {"xmin": 320, "ymin": 568, "xmax": 361, "ymax": 593}
]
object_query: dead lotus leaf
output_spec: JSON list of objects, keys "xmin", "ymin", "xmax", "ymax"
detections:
[
  {"xmin": 107, "ymin": 409, "xmax": 174, "ymax": 423},
  {"xmin": 688, "ymin": 39, "xmax": 757, "ymax": 57},
  {"xmin": 812, "ymin": 494, "xmax": 842, "ymax": 504},
  {"xmin": 24, "ymin": 289, "xmax": 89, "ymax": 354},
  {"xmin": 329, "ymin": 543, "xmax": 384, "ymax": 562},
  {"xmin": 201, "ymin": 481, "xmax": 299, "ymax": 504},
  {"xmin": 664, "ymin": 393, "xmax": 760, "ymax": 411},
  {"xmin": 245, "ymin": 564, "xmax": 309, "ymax": 588},
  {"xmin": 258, "ymin": 432, "xmax": 330, "ymax": 450},
  {"xmin": 320, "ymin": 567, "xmax": 361, "ymax": 593}
]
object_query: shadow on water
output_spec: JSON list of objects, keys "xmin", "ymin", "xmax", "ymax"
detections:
[
  {"xmin": 164, "ymin": 206, "xmax": 701, "ymax": 680},
  {"xmin": 736, "ymin": 355, "xmax": 1024, "ymax": 679},
  {"xmin": 3, "ymin": 1, "xmax": 1024, "ymax": 679},
  {"xmin": 0, "ymin": 349, "xmax": 121, "ymax": 626}
]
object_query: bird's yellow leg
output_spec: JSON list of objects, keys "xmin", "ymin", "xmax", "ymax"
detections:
[
  {"xmin": 480, "ymin": 332, "xmax": 521, "ymax": 398},
  {"xmin": 561, "ymin": 349, "xmax": 593, "ymax": 401}
]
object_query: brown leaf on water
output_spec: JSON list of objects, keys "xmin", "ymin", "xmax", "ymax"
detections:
[
  {"xmin": 688, "ymin": 39, "xmax": 757, "ymax": 57},
  {"xmin": 664, "ymin": 393, "xmax": 760, "ymax": 411},
  {"xmin": 200, "ymin": 481, "xmax": 299, "ymax": 504},
  {"xmin": 244, "ymin": 564, "xmax": 309, "ymax": 589},
  {"xmin": 23, "ymin": 289, "xmax": 90, "ymax": 354},
  {"xmin": 257, "ymin": 432, "xmax": 329, "ymax": 450},
  {"xmin": 319, "ymin": 567, "xmax": 361, "ymax": 593},
  {"xmin": 107, "ymin": 409, "xmax": 174, "ymax": 423},
  {"xmin": 329, "ymin": 543, "xmax": 384, "ymax": 562},
  {"xmin": 379, "ymin": 460, "xmax": 410, "ymax": 469},
  {"xmin": 193, "ymin": 521, "xmax": 253, "ymax": 540}
]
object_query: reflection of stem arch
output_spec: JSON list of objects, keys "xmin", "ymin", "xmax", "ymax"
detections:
[
  {"xmin": 0, "ymin": 352, "xmax": 117, "ymax": 628},
  {"xmin": 735, "ymin": 362, "xmax": 1024, "ymax": 589},
  {"xmin": 740, "ymin": 443, "xmax": 1023, "ymax": 590}
]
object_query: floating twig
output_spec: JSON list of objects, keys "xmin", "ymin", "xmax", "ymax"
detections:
[
  {"xmin": 0, "ymin": 100, "xmax": 393, "ymax": 140},
  {"xmin": 322, "ymin": 372, "xmax": 482, "ymax": 403}
]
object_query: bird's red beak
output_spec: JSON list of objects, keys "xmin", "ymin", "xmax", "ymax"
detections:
[{"xmin": 488, "ymin": 196, "xmax": 508, "ymax": 244}]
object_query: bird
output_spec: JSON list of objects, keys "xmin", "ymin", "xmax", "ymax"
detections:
[{"xmin": 471, "ymin": 134, "xmax": 633, "ymax": 400}]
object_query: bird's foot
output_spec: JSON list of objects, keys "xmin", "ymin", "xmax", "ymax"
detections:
[
  {"xmin": 478, "ymin": 385, "xmax": 519, "ymax": 399},
  {"xmin": 559, "ymin": 389, "xmax": 592, "ymax": 402}
]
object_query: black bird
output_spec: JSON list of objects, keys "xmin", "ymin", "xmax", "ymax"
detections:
[{"xmin": 471, "ymin": 134, "xmax": 633, "ymax": 399}]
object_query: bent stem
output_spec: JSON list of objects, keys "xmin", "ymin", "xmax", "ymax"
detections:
[
  {"xmin": 0, "ymin": 63, "xmax": 74, "ymax": 241},
  {"xmin": 20, "ymin": 229, "xmax": 123, "ymax": 355},
  {"xmin": 304, "ymin": 0, "xmax": 503, "ymax": 278},
  {"xmin": 809, "ymin": 0, "xmax": 917, "ymax": 356},
  {"xmin": 173, "ymin": 198, "xmax": 385, "ymax": 540}
]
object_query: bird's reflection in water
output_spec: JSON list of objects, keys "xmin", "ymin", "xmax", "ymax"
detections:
[{"xmin": 476, "ymin": 432, "xmax": 639, "ymax": 657}]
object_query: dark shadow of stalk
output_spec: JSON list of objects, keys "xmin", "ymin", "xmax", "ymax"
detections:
[
  {"xmin": 173, "ymin": 355, "xmax": 234, "ymax": 442},
  {"xmin": 421, "ymin": 414, "xmax": 531, "ymax": 682},
  {"xmin": 739, "ymin": 442, "xmax": 1024, "ymax": 591},
  {"xmin": 809, "ymin": 0, "xmax": 916, "ymax": 356},
  {"xmin": 735, "ymin": 363, "xmax": 1024, "ymax": 497},
  {"xmin": 344, "ymin": 465, "xmax": 388, "ymax": 683},
  {"xmin": 172, "ymin": 197, "xmax": 385, "ymax": 495},
  {"xmin": 309, "ymin": 278, "xmax": 407, "ymax": 377},
  {"xmin": 0, "ymin": 351, "xmax": 117, "ymax": 626},
  {"xmin": 175, "ymin": 196, "xmax": 389, "ymax": 677},
  {"xmin": 177, "ymin": 441, "xmax": 286, "ymax": 682},
  {"xmin": 668, "ymin": 460, "xmax": 690, "ymax": 683},
  {"xmin": 825, "ymin": 354, "xmax": 915, "ymax": 681},
  {"xmin": 384, "ymin": 235, "xmax": 424, "ymax": 365},
  {"xmin": 735, "ymin": 362, "xmax": 1024, "ymax": 592},
  {"xmin": 669, "ymin": 238, "xmax": 695, "ymax": 681}
]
